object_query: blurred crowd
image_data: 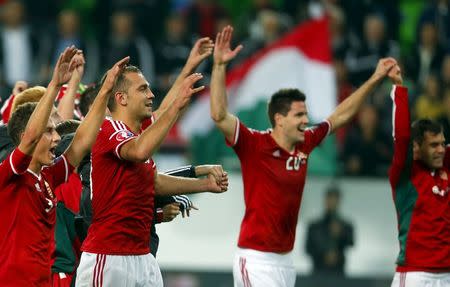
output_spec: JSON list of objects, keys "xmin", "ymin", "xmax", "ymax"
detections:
[{"xmin": 0, "ymin": 0, "xmax": 449, "ymax": 177}]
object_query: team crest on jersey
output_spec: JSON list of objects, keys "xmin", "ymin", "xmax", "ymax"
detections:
[
  {"xmin": 35, "ymin": 183, "xmax": 42, "ymax": 192},
  {"xmin": 116, "ymin": 130, "xmax": 134, "ymax": 141},
  {"xmin": 432, "ymin": 185, "xmax": 449, "ymax": 197}
]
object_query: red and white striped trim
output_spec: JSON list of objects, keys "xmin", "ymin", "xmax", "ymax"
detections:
[
  {"xmin": 239, "ymin": 257, "xmax": 252, "ymax": 287},
  {"xmin": 9, "ymin": 150, "xmax": 19, "ymax": 175},
  {"xmin": 231, "ymin": 118, "xmax": 240, "ymax": 146},
  {"xmin": 61, "ymin": 154, "xmax": 69, "ymax": 182},
  {"xmin": 390, "ymin": 85, "xmax": 397, "ymax": 140},
  {"xmin": 93, "ymin": 254, "xmax": 107, "ymax": 287}
]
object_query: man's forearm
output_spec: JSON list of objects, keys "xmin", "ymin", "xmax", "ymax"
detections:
[
  {"xmin": 210, "ymin": 64, "xmax": 228, "ymax": 122},
  {"xmin": 155, "ymin": 173, "xmax": 208, "ymax": 196}
]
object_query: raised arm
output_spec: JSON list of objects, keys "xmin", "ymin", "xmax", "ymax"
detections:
[
  {"xmin": 386, "ymin": 65, "xmax": 412, "ymax": 187},
  {"xmin": 57, "ymin": 51, "xmax": 85, "ymax": 120},
  {"xmin": 154, "ymin": 171, "xmax": 228, "ymax": 196},
  {"xmin": 210, "ymin": 25, "xmax": 243, "ymax": 142},
  {"xmin": 153, "ymin": 37, "xmax": 214, "ymax": 120},
  {"xmin": 120, "ymin": 73, "xmax": 204, "ymax": 162},
  {"xmin": 327, "ymin": 58, "xmax": 396, "ymax": 133},
  {"xmin": 18, "ymin": 46, "xmax": 79, "ymax": 156},
  {"xmin": 65, "ymin": 56, "xmax": 130, "ymax": 167}
]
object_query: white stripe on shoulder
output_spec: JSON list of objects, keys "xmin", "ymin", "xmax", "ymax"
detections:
[
  {"xmin": 114, "ymin": 136, "xmax": 137, "ymax": 159},
  {"xmin": 324, "ymin": 119, "xmax": 332, "ymax": 136},
  {"xmin": 390, "ymin": 85, "xmax": 397, "ymax": 139},
  {"xmin": 61, "ymin": 154, "xmax": 69, "ymax": 182},
  {"xmin": 232, "ymin": 118, "xmax": 240, "ymax": 146},
  {"xmin": 9, "ymin": 150, "xmax": 19, "ymax": 175},
  {"xmin": 117, "ymin": 121, "xmax": 127, "ymax": 130},
  {"xmin": 107, "ymin": 118, "xmax": 120, "ymax": 132}
]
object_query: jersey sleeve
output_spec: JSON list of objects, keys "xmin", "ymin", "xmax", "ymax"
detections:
[
  {"xmin": 227, "ymin": 119, "xmax": 256, "ymax": 157},
  {"xmin": 388, "ymin": 85, "xmax": 412, "ymax": 188},
  {"xmin": 0, "ymin": 148, "xmax": 32, "ymax": 185},
  {"xmin": 302, "ymin": 121, "xmax": 331, "ymax": 153},
  {"xmin": 100, "ymin": 120, "xmax": 138, "ymax": 159}
]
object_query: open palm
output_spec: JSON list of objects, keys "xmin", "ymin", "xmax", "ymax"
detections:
[
  {"xmin": 52, "ymin": 46, "xmax": 79, "ymax": 86},
  {"xmin": 187, "ymin": 37, "xmax": 214, "ymax": 67},
  {"xmin": 214, "ymin": 25, "xmax": 243, "ymax": 66}
]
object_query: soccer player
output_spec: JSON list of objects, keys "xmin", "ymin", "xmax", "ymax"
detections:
[
  {"xmin": 387, "ymin": 65, "xmax": 450, "ymax": 286},
  {"xmin": 75, "ymin": 67, "xmax": 228, "ymax": 286},
  {"xmin": 210, "ymin": 25, "xmax": 397, "ymax": 287},
  {"xmin": 0, "ymin": 46, "xmax": 125, "ymax": 286}
]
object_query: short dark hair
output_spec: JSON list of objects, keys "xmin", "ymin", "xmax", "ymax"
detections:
[
  {"xmin": 7, "ymin": 102, "xmax": 38, "ymax": 146},
  {"xmin": 79, "ymin": 84, "xmax": 100, "ymax": 117},
  {"xmin": 101, "ymin": 65, "xmax": 142, "ymax": 112},
  {"xmin": 411, "ymin": 119, "xmax": 443, "ymax": 145},
  {"xmin": 267, "ymin": 89, "xmax": 306, "ymax": 127}
]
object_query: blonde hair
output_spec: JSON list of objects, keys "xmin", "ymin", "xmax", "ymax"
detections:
[{"xmin": 11, "ymin": 86, "xmax": 46, "ymax": 114}]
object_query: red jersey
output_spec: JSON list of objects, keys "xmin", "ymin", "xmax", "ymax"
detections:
[
  {"xmin": 230, "ymin": 119, "xmax": 330, "ymax": 253},
  {"xmin": 0, "ymin": 149, "xmax": 73, "ymax": 286},
  {"xmin": 389, "ymin": 85, "xmax": 450, "ymax": 272},
  {"xmin": 81, "ymin": 118, "xmax": 156, "ymax": 255},
  {"xmin": 0, "ymin": 94, "xmax": 14, "ymax": 124}
]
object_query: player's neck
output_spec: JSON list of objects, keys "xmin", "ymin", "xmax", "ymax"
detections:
[
  {"xmin": 28, "ymin": 158, "xmax": 42, "ymax": 176},
  {"xmin": 111, "ymin": 111, "xmax": 141, "ymax": 134},
  {"xmin": 271, "ymin": 130, "xmax": 296, "ymax": 153}
]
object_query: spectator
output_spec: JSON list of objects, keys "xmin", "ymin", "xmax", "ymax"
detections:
[
  {"xmin": 334, "ymin": 58, "xmax": 354, "ymax": 150},
  {"xmin": 183, "ymin": 0, "xmax": 228, "ymax": 38},
  {"xmin": 441, "ymin": 54, "xmax": 450, "ymax": 90},
  {"xmin": 406, "ymin": 22, "xmax": 446, "ymax": 89},
  {"xmin": 437, "ymin": 88, "xmax": 450, "ymax": 143},
  {"xmin": 101, "ymin": 9, "xmax": 154, "ymax": 82},
  {"xmin": 154, "ymin": 13, "xmax": 194, "ymax": 101},
  {"xmin": 414, "ymin": 73, "xmax": 444, "ymax": 120},
  {"xmin": 341, "ymin": 104, "xmax": 392, "ymax": 176},
  {"xmin": 306, "ymin": 186, "xmax": 354, "ymax": 276},
  {"xmin": 418, "ymin": 0, "xmax": 450, "ymax": 48},
  {"xmin": 46, "ymin": 9, "xmax": 99, "ymax": 84},
  {"xmin": 346, "ymin": 13, "xmax": 400, "ymax": 86},
  {"xmin": 0, "ymin": 0, "xmax": 49, "ymax": 95}
]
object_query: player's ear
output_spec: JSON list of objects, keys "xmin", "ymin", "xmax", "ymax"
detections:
[
  {"xmin": 274, "ymin": 113, "xmax": 283, "ymax": 127},
  {"xmin": 116, "ymin": 92, "xmax": 128, "ymax": 107},
  {"xmin": 413, "ymin": 140, "xmax": 420, "ymax": 155}
]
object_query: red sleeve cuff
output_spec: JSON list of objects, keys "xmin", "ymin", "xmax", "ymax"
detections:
[{"xmin": 156, "ymin": 208, "xmax": 164, "ymax": 223}]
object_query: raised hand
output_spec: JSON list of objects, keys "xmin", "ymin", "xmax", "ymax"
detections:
[
  {"xmin": 174, "ymin": 73, "xmax": 204, "ymax": 111},
  {"xmin": 371, "ymin": 57, "xmax": 397, "ymax": 82},
  {"xmin": 100, "ymin": 56, "xmax": 130, "ymax": 94},
  {"xmin": 214, "ymin": 25, "xmax": 243, "ymax": 66},
  {"xmin": 71, "ymin": 50, "xmax": 85, "ymax": 81},
  {"xmin": 51, "ymin": 46, "xmax": 79, "ymax": 86},
  {"xmin": 186, "ymin": 37, "xmax": 214, "ymax": 68},
  {"xmin": 387, "ymin": 64, "xmax": 403, "ymax": 86},
  {"xmin": 206, "ymin": 171, "xmax": 228, "ymax": 193}
]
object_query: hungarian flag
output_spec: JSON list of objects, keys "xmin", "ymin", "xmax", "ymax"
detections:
[{"xmin": 179, "ymin": 17, "xmax": 337, "ymax": 174}]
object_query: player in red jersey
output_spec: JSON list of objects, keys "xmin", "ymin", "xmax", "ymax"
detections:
[
  {"xmin": 387, "ymin": 65, "xmax": 450, "ymax": 286},
  {"xmin": 76, "ymin": 40, "xmax": 228, "ymax": 287},
  {"xmin": 0, "ymin": 46, "xmax": 129, "ymax": 287},
  {"xmin": 210, "ymin": 25, "xmax": 398, "ymax": 287}
]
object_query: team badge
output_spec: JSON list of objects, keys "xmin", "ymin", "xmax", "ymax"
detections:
[{"xmin": 116, "ymin": 130, "xmax": 134, "ymax": 141}]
